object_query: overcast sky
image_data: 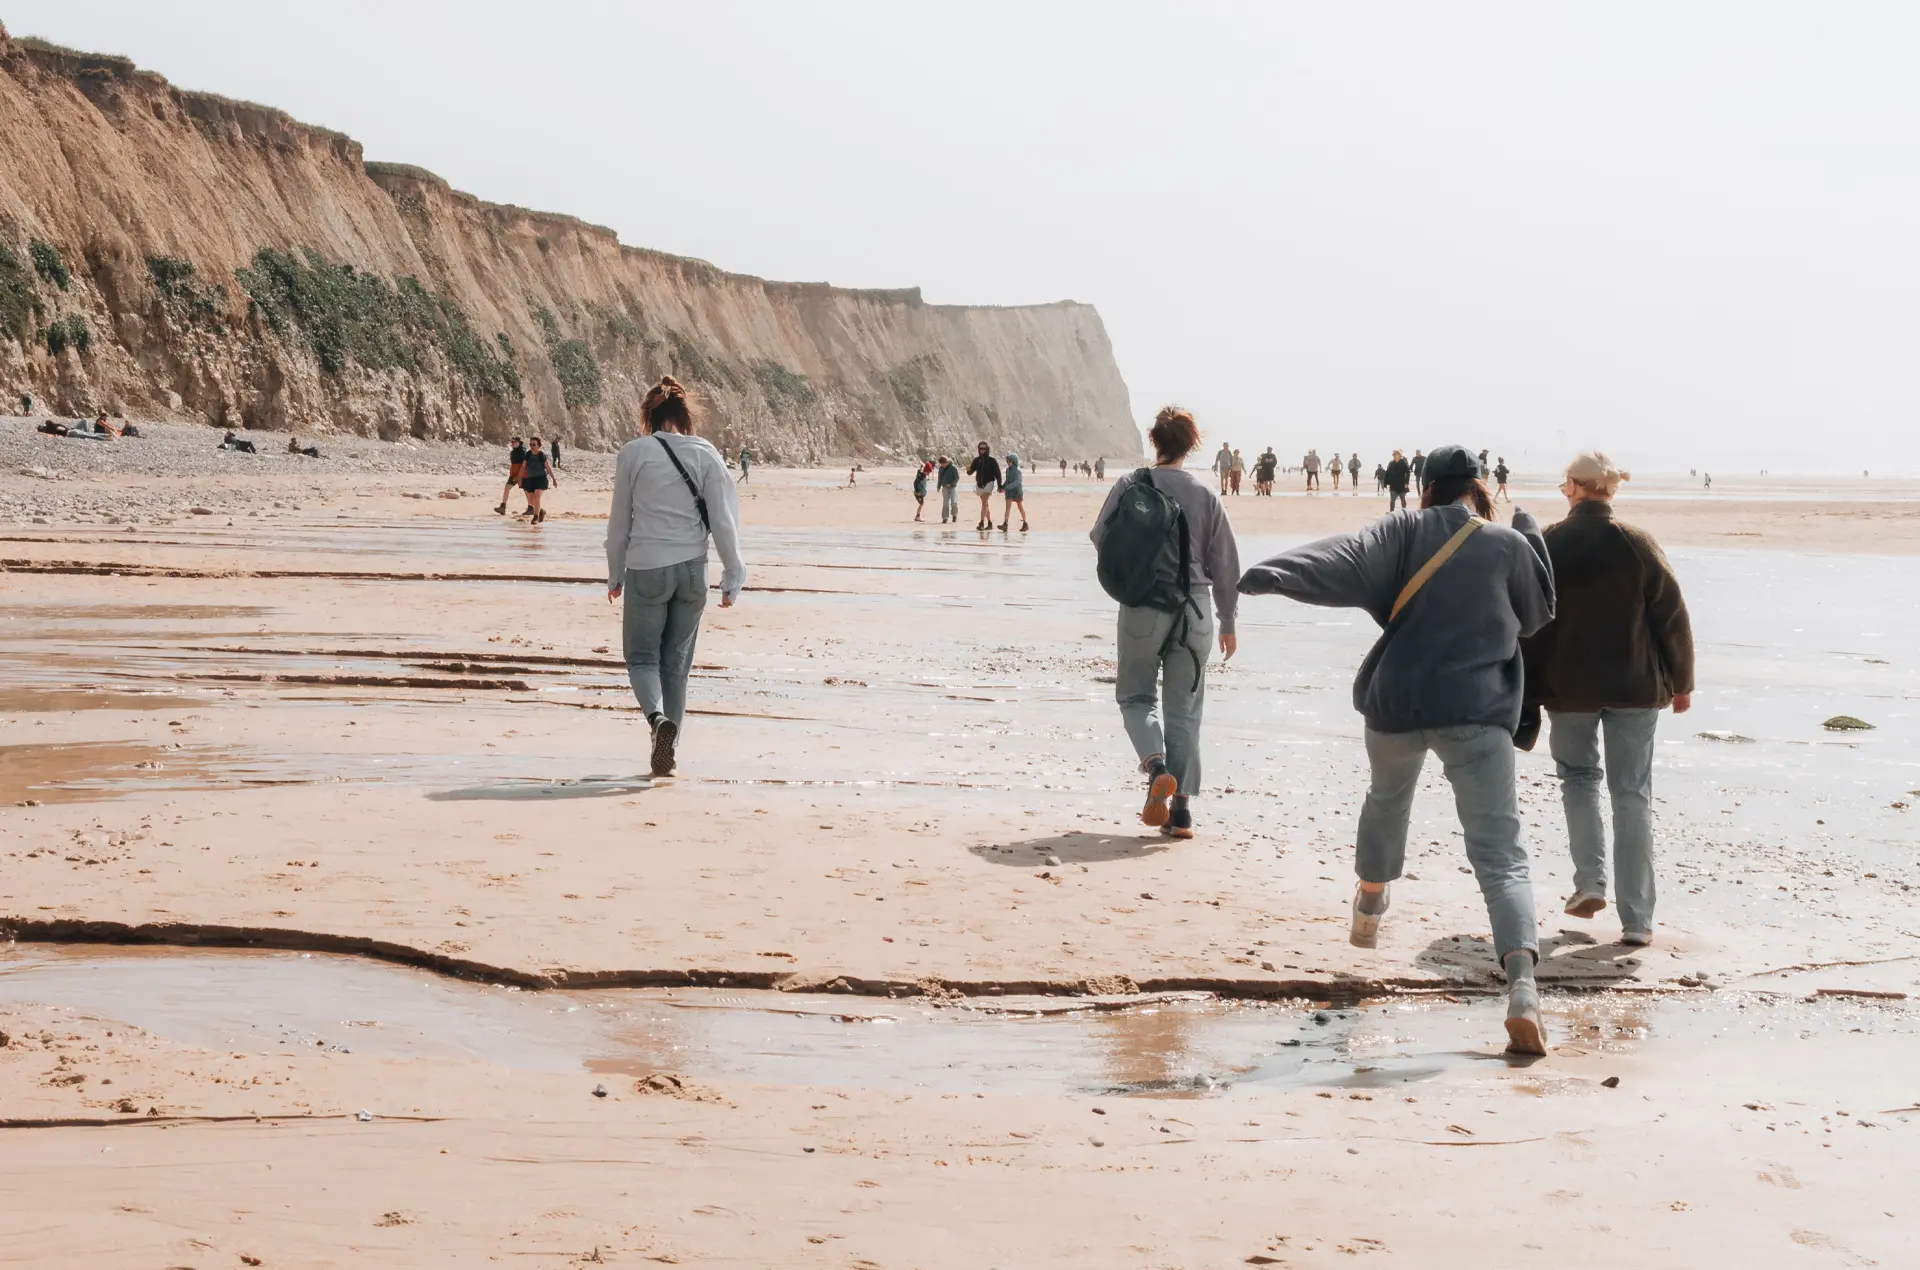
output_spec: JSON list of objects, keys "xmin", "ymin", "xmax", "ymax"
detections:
[{"xmin": 12, "ymin": 1, "xmax": 1918, "ymax": 472}]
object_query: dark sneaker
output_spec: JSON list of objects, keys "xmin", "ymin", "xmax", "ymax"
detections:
[
  {"xmin": 1162, "ymin": 805, "xmax": 1194, "ymax": 839},
  {"xmin": 1140, "ymin": 769, "xmax": 1177, "ymax": 827},
  {"xmin": 650, "ymin": 717, "xmax": 678, "ymax": 778}
]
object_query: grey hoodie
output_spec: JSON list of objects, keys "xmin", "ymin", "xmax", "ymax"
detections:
[{"xmin": 1237, "ymin": 503, "xmax": 1555, "ymax": 733}]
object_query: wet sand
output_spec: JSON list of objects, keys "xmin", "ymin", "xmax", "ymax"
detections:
[{"xmin": 3, "ymin": 448, "xmax": 1918, "ymax": 1263}]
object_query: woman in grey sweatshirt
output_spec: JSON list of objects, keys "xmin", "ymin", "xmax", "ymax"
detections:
[
  {"xmin": 1237, "ymin": 444, "xmax": 1556, "ymax": 1056},
  {"xmin": 606, "ymin": 377, "xmax": 746, "ymax": 778}
]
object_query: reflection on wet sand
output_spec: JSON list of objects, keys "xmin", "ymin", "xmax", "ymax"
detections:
[
  {"xmin": 1090, "ymin": 1004, "xmax": 1200, "ymax": 1094},
  {"xmin": 0, "ymin": 944, "xmax": 1908, "ymax": 1098}
]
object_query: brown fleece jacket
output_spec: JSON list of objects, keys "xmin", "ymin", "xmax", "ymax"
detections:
[{"xmin": 1522, "ymin": 500, "xmax": 1694, "ymax": 710}]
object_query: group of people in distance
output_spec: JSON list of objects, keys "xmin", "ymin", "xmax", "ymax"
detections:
[
  {"xmin": 912, "ymin": 442, "xmax": 1029, "ymax": 530},
  {"xmin": 1204, "ymin": 444, "xmax": 1519, "ymax": 507},
  {"xmin": 1092, "ymin": 406, "xmax": 1692, "ymax": 1057}
]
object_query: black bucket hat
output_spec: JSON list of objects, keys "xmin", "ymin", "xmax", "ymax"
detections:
[{"xmin": 1420, "ymin": 444, "xmax": 1484, "ymax": 488}]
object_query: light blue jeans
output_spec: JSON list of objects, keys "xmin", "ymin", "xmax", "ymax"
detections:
[
  {"xmin": 622, "ymin": 558, "xmax": 709, "ymax": 728},
  {"xmin": 1115, "ymin": 591, "xmax": 1214, "ymax": 796},
  {"xmin": 1357, "ymin": 724, "xmax": 1538, "ymax": 961},
  {"xmin": 1548, "ymin": 707, "xmax": 1659, "ymax": 933},
  {"xmin": 940, "ymin": 485, "xmax": 959, "ymax": 522}
]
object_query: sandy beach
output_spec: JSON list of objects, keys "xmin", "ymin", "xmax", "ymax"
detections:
[{"xmin": 4, "ymin": 421, "xmax": 1918, "ymax": 1266}]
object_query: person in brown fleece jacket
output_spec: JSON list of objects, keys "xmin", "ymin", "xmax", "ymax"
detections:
[{"xmin": 1522, "ymin": 452, "xmax": 1694, "ymax": 947}]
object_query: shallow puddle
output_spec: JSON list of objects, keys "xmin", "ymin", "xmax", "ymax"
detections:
[{"xmin": 0, "ymin": 945, "xmax": 1909, "ymax": 1098}]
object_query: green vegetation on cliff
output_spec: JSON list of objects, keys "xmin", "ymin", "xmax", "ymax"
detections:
[
  {"xmin": 0, "ymin": 242, "xmax": 39, "ymax": 343},
  {"xmin": 42, "ymin": 313, "xmax": 91, "ymax": 355},
  {"xmin": 751, "ymin": 359, "xmax": 818, "ymax": 411},
  {"xmin": 533, "ymin": 306, "xmax": 602, "ymax": 409},
  {"xmin": 28, "ymin": 239, "xmax": 69, "ymax": 290},
  {"xmin": 665, "ymin": 328, "xmax": 745, "ymax": 393},
  {"xmin": 146, "ymin": 255, "xmax": 225, "ymax": 326},
  {"xmin": 237, "ymin": 247, "xmax": 521, "ymax": 400}
]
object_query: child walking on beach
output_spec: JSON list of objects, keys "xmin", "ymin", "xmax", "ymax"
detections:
[
  {"xmin": 998, "ymin": 453, "xmax": 1028, "ymax": 531},
  {"xmin": 912, "ymin": 460, "xmax": 932, "ymax": 521},
  {"xmin": 1091, "ymin": 406, "xmax": 1241, "ymax": 841},
  {"xmin": 1237, "ymin": 445, "xmax": 1556, "ymax": 1055}
]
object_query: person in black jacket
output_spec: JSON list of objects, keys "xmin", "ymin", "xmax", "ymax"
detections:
[
  {"xmin": 1239, "ymin": 445, "xmax": 1556, "ymax": 1055},
  {"xmin": 1383, "ymin": 450, "xmax": 1412, "ymax": 511},
  {"xmin": 965, "ymin": 441, "xmax": 1001, "ymax": 531},
  {"xmin": 1522, "ymin": 452, "xmax": 1693, "ymax": 947}
]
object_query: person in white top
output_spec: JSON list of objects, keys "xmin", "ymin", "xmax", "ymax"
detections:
[{"xmin": 605, "ymin": 376, "xmax": 746, "ymax": 777}]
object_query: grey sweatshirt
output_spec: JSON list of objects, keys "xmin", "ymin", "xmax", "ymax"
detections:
[
  {"xmin": 1090, "ymin": 465, "xmax": 1242, "ymax": 634},
  {"xmin": 605, "ymin": 433, "xmax": 746, "ymax": 600},
  {"xmin": 1237, "ymin": 503, "xmax": 1555, "ymax": 733}
]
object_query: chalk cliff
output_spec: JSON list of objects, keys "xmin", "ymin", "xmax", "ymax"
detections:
[{"xmin": 0, "ymin": 26, "xmax": 1137, "ymax": 462}]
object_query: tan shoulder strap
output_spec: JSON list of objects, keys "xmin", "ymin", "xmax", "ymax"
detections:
[{"xmin": 1390, "ymin": 516, "xmax": 1486, "ymax": 622}]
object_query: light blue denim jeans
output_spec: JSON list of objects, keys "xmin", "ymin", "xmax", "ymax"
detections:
[
  {"xmin": 622, "ymin": 557, "xmax": 709, "ymax": 728},
  {"xmin": 1547, "ymin": 707, "xmax": 1659, "ymax": 933},
  {"xmin": 1357, "ymin": 724, "xmax": 1539, "ymax": 961},
  {"xmin": 1115, "ymin": 591, "xmax": 1214, "ymax": 796},
  {"xmin": 940, "ymin": 485, "xmax": 959, "ymax": 522}
]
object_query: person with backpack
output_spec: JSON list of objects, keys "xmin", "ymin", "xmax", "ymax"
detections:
[
  {"xmin": 1236, "ymin": 445, "xmax": 1556, "ymax": 1055},
  {"xmin": 1090, "ymin": 406, "xmax": 1241, "ymax": 841},
  {"xmin": 606, "ymin": 376, "xmax": 746, "ymax": 778}
]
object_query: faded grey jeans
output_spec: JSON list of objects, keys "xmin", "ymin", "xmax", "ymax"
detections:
[
  {"xmin": 1548, "ymin": 707, "xmax": 1659, "ymax": 933},
  {"xmin": 1115, "ymin": 591, "xmax": 1213, "ymax": 796},
  {"xmin": 940, "ymin": 485, "xmax": 959, "ymax": 522},
  {"xmin": 622, "ymin": 557, "xmax": 709, "ymax": 728},
  {"xmin": 1357, "ymin": 724, "xmax": 1539, "ymax": 961}
]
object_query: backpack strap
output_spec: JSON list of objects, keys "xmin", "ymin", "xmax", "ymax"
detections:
[
  {"xmin": 655, "ymin": 434, "xmax": 711, "ymax": 533},
  {"xmin": 1390, "ymin": 516, "xmax": 1485, "ymax": 622}
]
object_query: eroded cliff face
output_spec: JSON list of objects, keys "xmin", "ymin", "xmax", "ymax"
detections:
[{"xmin": 0, "ymin": 27, "xmax": 1138, "ymax": 462}]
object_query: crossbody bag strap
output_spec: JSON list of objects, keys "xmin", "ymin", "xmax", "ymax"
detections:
[
  {"xmin": 1389, "ymin": 516, "xmax": 1485, "ymax": 622},
  {"xmin": 654, "ymin": 434, "xmax": 711, "ymax": 533}
]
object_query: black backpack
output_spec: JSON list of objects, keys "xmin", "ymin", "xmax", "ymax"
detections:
[
  {"xmin": 1096, "ymin": 468, "xmax": 1191, "ymax": 610},
  {"xmin": 1096, "ymin": 468, "xmax": 1206, "ymax": 673}
]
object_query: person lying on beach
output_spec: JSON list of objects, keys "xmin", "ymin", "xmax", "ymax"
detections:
[{"xmin": 219, "ymin": 431, "xmax": 258, "ymax": 454}]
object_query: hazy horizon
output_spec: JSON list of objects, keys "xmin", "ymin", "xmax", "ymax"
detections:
[{"xmin": 9, "ymin": 2, "xmax": 1917, "ymax": 474}]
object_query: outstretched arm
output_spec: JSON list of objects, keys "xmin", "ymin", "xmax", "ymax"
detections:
[{"xmin": 1238, "ymin": 519, "xmax": 1402, "ymax": 623}]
